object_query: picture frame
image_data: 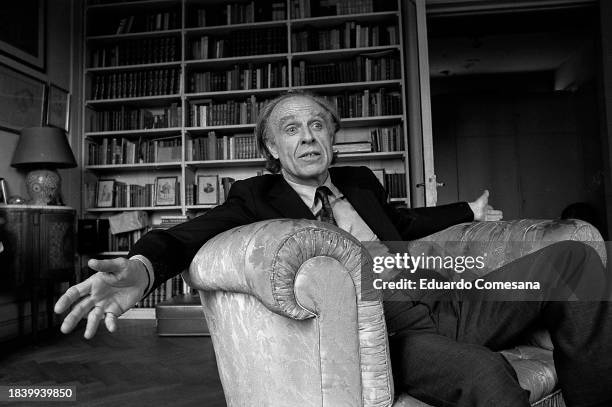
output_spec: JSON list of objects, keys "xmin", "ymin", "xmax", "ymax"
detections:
[
  {"xmin": 155, "ymin": 176, "xmax": 178, "ymax": 206},
  {"xmin": 46, "ymin": 84, "xmax": 70, "ymax": 131},
  {"xmin": 0, "ymin": 64, "xmax": 46, "ymax": 133},
  {"xmin": 197, "ymin": 175, "xmax": 219, "ymax": 205},
  {"xmin": 96, "ymin": 179, "xmax": 115, "ymax": 208},
  {"xmin": 0, "ymin": 0, "xmax": 45, "ymax": 70}
]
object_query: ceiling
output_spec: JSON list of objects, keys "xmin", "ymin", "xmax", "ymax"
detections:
[{"xmin": 426, "ymin": 3, "xmax": 596, "ymax": 77}]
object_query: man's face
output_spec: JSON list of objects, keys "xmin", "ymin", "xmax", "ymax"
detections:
[{"xmin": 266, "ymin": 96, "xmax": 335, "ymax": 186}]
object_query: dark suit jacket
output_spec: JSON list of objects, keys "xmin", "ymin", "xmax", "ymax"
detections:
[{"xmin": 130, "ymin": 166, "xmax": 473, "ymax": 294}]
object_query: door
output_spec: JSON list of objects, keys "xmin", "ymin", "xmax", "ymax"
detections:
[{"xmin": 403, "ymin": 0, "xmax": 438, "ymax": 207}]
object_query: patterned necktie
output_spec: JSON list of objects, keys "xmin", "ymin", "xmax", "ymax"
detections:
[{"xmin": 315, "ymin": 186, "xmax": 337, "ymax": 226}]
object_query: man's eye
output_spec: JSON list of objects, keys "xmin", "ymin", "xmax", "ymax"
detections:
[
  {"xmin": 312, "ymin": 121, "xmax": 323, "ymax": 130},
  {"xmin": 286, "ymin": 126, "xmax": 298, "ymax": 134}
]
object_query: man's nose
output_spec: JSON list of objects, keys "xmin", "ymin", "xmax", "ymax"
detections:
[{"xmin": 300, "ymin": 126, "xmax": 315, "ymax": 142}]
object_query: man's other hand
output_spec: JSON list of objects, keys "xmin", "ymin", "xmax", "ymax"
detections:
[
  {"xmin": 54, "ymin": 258, "xmax": 149, "ymax": 339},
  {"xmin": 468, "ymin": 190, "xmax": 503, "ymax": 221}
]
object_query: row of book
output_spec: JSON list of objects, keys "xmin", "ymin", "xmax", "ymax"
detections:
[
  {"xmin": 188, "ymin": 132, "xmax": 259, "ymax": 161},
  {"xmin": 90, "ymin": 68, "xmax": 180, "ymax": 100},
  {"xmin": 189, "ymin": 96, "xmax": 268, "ymax": 127},
  {"xmin": 292, "ymin": 55, "xmax": 400, "ymax": 86},
  {"xmin": 89, "ymin": 37, "xmax": 180, "ymax": 68},
  {"xmin": 290, "ymin": 0, "xmax": 392, "ymax": 19},
  {"xmin": 334, "ymin": 125, "xmax": 404, "ymax": 153},
  {"xmin": 385, "ymin": 172, "xmax": 407, "ymax": 199},
  {"xmin": 291, "ymin": 23, "xmax": 399, "ymax": 52},
  {"xmin": 324, "ymin": 89, "xmax": 403, "ymax": 118},
  {"xmin": 191, "ymin": 1, "xmax": 287, "ymax": 27},
  {"xmin": 184, "ymin": 176, "xmax": 236, "ymax": 206},
  {"xmin": 189, "ymin": 62, "xmax": 288, "ymax": 93},
  {"xmin": 134, "ymin": 275, "xmax": 190, "ymax": 308},
  {"xmin": 89, "ymin": 10, "xmax": 181, "ymax": 37},
  {"xmin": 107, "ymin": 227, "xmax": 150, "ymax": 252},
  {"xmin": 88, "ymin": 104, "xmax": 182, "ymax": 132},
  {"xmin": 189, "ymin": 27, "xmax": 287, "ymax": 60},
  {"xmin": 87, "ymin": 136, "xmax": 182, "ymax": 165}
]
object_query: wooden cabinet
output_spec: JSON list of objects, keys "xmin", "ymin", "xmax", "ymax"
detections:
[{"xmin": 0, "ymin": 205, "xmax": 76, "ymax": 342}]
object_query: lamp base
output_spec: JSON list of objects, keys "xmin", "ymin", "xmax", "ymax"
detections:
[{"xmin": 25, "ymin": 169, "xmax": 61, "ymax": 205}]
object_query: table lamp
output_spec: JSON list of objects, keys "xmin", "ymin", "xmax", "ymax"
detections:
[{"xmin": 11, "ymin": 126, "xmax": 77, "ymax": 205}]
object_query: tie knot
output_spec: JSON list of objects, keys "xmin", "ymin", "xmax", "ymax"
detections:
[{"xmin": 316, "ymin": 186, "xmax": 332, "ymax": 199}]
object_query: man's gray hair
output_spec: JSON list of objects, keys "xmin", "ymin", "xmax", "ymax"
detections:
[{"xmin": 255, "ymin": 90, "xmax": 341, "ymax": 173}]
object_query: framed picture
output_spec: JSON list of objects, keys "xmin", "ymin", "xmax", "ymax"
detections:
[
  {"xmin": 96, "ymin": 179, "xmax": 115, "ymax": 208},
  {"xmin": 0, "ymin": 0, "xmax": 45, "ymax": 70},
  {"xmin": 197, "ymin": 175, "xmax": 219, "ymax": 205},
  {"xmin": 46, "ymin": 84, "xmax": 70, "ymax": 131},
  {"xmin": 0, "ymin": 64, "xmax": 46, "ymax": 133},
  {"xmin": 155, "ymin": 176, "xmax": 178, "ymax": 206}
]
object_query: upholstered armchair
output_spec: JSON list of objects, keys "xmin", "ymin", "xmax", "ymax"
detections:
[{"xmin": 186, "ymin": 218, "xmax": 605, "ymax": 407}]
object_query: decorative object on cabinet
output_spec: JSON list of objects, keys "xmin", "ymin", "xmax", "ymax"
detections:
[{"xmin": 11, "ymin": 126, "xmax": 77, "ymax": 206}]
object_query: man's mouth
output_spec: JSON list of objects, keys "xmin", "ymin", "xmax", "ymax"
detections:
[{"xmin": 299, "ymin": 151, "xmax": 321, "ymax": 158}]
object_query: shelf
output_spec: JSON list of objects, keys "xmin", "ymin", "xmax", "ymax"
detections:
[
  {"xmin": 340, "ymin": 115, "xmax": 404, "ymax": 127},
  {"xmin": 185, "ymin": 20, "xmax": 288, "ymax": 35},
  {"xmin": 86, "ymin": 61, "xmax": 181, "ymax": 72},
  {"xmin": 87, "ymin": 206, "xmax": 182, "ymax": 212},
  {"xmin": 290, "ymin": 11, "xmax": 399, "ymax": 28},
  {"xmin": 185, "ymin": 53, "xmax": 289, "ymax": 69},
  {"xmin": 185, "ymin": 87, "xmax": 289, "ymax": 100},
  {"xmin": 294, "ymin": 80, "xmax": 401, "ymax": 93},
  {"xmin": 87, "ymin": 29, "xmax": 182, "ymax": 42},
  {"xmin": 85, "ymin": 127, "xmax": 182, "ymax": 138},
  {"xmin": 87, "ymin": 0, "xmax": 180, "ymax": 11},
  {"xmin": 292, "ymin": 45, "xmax": 400, "ymax": 62},
  {"xmin": 336, "ymin": 151, "xmax": 404, "ymax": 161},
  {"xmin": 186, "ymin": 158, "xmax": 264, "ymax": 168},
  {"xmin": 86, "ymin": 162, "xmax": 181, "ymax": 171},
  {"xmin": 185, "ymin": 205, "xmax": 216, "ymax": 210},
  {"xmin": 86, "ymin": 94, "xmax": 181, "ymax": 107},
  {"xmin": 96, "ymin": 251, "xmax": 129, "ymax": 256},
  {"xmin": 185, "ymin": 124, "xmax": 256, "ymax": 134}
]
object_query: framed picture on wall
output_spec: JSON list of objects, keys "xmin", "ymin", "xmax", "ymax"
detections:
[
  {"xmin": 197, "ymin": 175, "xmax": 219, "ymax": 205},
  {"xmin": 0, "ymin": 0, "xmax": 45, "ymax": 70},
  {"xmin": 155, "ymin": 176, "xmax": 178, "ymax": 206},
  {"xmin": 96, "ymin": 179, "xmax": 115, "ymax": 208},
  {"xmin": 0, "ymin": 64, "xmax": 46, "ymax": 133},
  {"xmin": 46, "ymin": 85, "xmax": 70, "ymax": 131}
]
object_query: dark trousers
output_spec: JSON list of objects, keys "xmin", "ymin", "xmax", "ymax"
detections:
[{"xmin": 388, "ymin": 241, "xmax": 612, "ymax": 407}]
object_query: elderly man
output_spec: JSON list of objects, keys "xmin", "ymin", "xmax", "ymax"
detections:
[{"xmin": 56, "ymin": 91, "xmax": 611, "ymax": 407}]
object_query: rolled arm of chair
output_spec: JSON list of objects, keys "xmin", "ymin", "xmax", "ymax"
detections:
[
  {"xmin": 409, "ymin": 219, "xmax": 606, "ymax": 273},
  {"xmin": 186, "ymin": 218, "xmax": 372, "ymax": 319}
]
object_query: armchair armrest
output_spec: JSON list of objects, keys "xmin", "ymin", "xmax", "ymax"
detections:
[
  {"xmin": 409, "ymin": 219, "xmax": 606, "ymax": 274},
  {"xmin": 187, "ymin": 219, "xmax": 394, "ymax": 407}
]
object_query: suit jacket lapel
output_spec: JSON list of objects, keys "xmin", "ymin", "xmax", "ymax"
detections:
[{"xmin": 267, "ymin": 176, "xmax": 316, "ymax": 220}]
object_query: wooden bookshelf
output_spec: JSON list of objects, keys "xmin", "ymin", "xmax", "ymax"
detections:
[{"xmin": 83, "ymin": 0, "xmax": 414, "ymax": 313}]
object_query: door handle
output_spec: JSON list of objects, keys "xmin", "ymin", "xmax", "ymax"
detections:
[{"xmin": 416, "ymin": 181, "xmax": 445, "ymax": 188}]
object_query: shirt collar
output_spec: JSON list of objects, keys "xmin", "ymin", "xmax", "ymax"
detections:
[{"xmin": 282, "ymin": 170, "xmax": 344, "ymax": 212}]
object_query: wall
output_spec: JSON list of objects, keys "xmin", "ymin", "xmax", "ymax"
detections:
[
  {"xmin": 0, "ymin": 0, "xmax": 78, "ymax": 208},
  {"xmin": 432, "ymin": 78, "xmax": 606, "ymax": 234}
]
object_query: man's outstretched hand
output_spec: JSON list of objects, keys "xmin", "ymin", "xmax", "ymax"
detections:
[
  {"xmin": 54, "ymin": 258, "xmax": 149, "ymax": 339},
  {"xmin": 468, "ymin": 190, "xmax": 503, "ymax": 221}
]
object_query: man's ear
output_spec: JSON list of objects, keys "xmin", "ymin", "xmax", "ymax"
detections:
[{"xmin": 265, "ymin": 138, "xmax": 279, "ymax": 159}]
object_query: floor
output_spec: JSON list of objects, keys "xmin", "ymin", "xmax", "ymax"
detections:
[{"xmin": 0, "ymin": 320, "xmax": 226, "ymax": 407}]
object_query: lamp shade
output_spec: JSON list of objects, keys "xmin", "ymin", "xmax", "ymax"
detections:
[{"xmin": 11, "ymin": 126, "xmax": 77, "ymax": 169}]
